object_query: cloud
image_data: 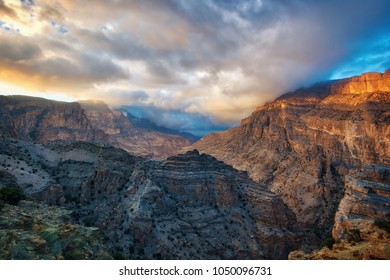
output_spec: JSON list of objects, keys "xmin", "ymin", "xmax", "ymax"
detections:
[
  {"xmin": 0, "ymin": 32, "xmax": 128, "ymax": 92},
  {"xmin": 0, "ymin": 37, "xmax": 41, "ymax": 61},
  {"xmin": 0, "ymin": 0, "xmax": 18, "ymax": 20},
  {"xmin": 122, "ymin": 105, "xmax": 232, "ymax": 136},
  {"xmin": 0, "ymin": 0, "xmax": 389, "ymax": 133}
]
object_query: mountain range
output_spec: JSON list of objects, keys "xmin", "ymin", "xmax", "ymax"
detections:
[
  {"xmin": 0, "ymin": 70, "xmax": 389, "ymax": 259},
  {"xmin": 0, "ymin": 96, "xmax": 197, "ymax": 159}
]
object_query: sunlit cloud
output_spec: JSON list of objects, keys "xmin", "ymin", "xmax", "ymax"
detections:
[{"xmin": 0, "ymin": 0, "xmax": 389, "ymax": 134}]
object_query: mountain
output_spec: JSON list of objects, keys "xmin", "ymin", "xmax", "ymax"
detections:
[
  {"xmin": 1, "ymin": 70, "xmax": 389, "ymax": 260},
  {"xmin": 0, "ymin": 139, "xmax": 298, "ymax": 259},
  {"xmin": 0, "ymin": 96, "xmax": 196, "ymax": 158},
  {"xmin": 187, "ymin": 70, "xmax": 390, "ymax": 251},
  {"xmin": 79, "ymin": 100, "xmax": 197, "ymax": 158}
]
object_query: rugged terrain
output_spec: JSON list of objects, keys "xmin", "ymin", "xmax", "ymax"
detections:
[
  {"xmin": 0, "ymin": 201, "xmax": 112, "ymax": 260},
  {"xmin": 0, "ymin": 96, "xmax": 195, "ymax": 158},
  {"xmin": 1, "ymin": 70, "xmax": 389, "ymax": 259},
  {"xmin": 187, "ymin": 70, "xmax": 390, "ymax": 249},
  {"xmin": 0, "ymin": 139, "xmax": 298, "ymax": 259},
  {"xmin": 289, "ymin": 219, "xmax": 390, "ymax": 260}
]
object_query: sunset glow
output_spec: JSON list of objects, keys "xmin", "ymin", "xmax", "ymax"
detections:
[{"xmin": 1, "ymin": 0, "xmax": 389, "ymax": 134}]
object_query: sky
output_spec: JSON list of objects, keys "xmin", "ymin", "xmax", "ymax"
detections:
[{"xmin": 0, "ymin": 0, "xmax": 390, "ymax": 136}]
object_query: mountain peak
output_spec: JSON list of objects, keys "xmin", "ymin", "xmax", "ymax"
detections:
[{"xmin": 331, "ymin": 68, "xmax": 390, "ymax": 95}]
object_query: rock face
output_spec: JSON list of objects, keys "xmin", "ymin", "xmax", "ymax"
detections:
[
  {"xmin": 0, "ymin": 139, "xmax": 298, "ymax": 259},
  {"xmin": 289, "ymin": 219, "xmax": 390, "ymax": 260},
  {"xmin": 0, "ymin": 95, "xmax": 101, "ymax": 142},
  {"xmin": 126, "ymin": 150, "xmax": 297, "ymax": 259},
  {"xmin": 333, "ymin": 166, "xmax": 390, "ymax": 241},
  {"xmin": 0, "ymin": 96, "xmax": 195, "ymax": 158},
  {"xmin": 187, "ymin": 70, "xmax": 390, "ymax": 243}
]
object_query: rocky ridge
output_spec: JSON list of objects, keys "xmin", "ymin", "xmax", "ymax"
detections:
[
  {"xmin": 0, "ymin": 139, "xmax": 298, "ymax": 259},
  {"xmin": 289, "ymin": 221, "xmax": 390, "ymax": 260},
  {"xmin": 0, "ymin": 96, "xmax": 195, "ymax": 158},
  {"xmin": 187, "ymin": 70, "xmax": 390, "ymax": 248}
]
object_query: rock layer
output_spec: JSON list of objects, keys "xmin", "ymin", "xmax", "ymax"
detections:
[
  {"xmin": 188, "ymin": 70, "xmax": 390, "ymax": 241},
  {"xmin": 0, "ymin": 139, "xmax": 298, "ymax": 259},
  {"xmin": 333, "ymin": 166, "xmax": 390, "ymax": 241},
  {"xmin": 0, "ymin": 96, "xmax": 194, "ymax": 158}
]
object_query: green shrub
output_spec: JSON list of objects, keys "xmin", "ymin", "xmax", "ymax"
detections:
[
  {"xmin": 374, "ymin": 218, "xmax": 390, "ymax": 233},
  {"xmin": 0, "ymin": 184, "xmax": 25, "ymax": 205},
  {"xmin": 113, "ymin": 251, "xmax": 126, "ymax": 260},
  {"xmin": 313, "ymin": 226, "xmax": 324, "ymax": 239},
  {"xmin": 325, "ymin": 237, "xmax": 335, "ymax": 249},
  {"xmin": 347, "ymin": 228, "xmax": 362, "ymax": 242},
  {"xmin": 0, "ymin": 200, "xmax": 4, "ymax": 211},
  {"xmin": 82, "ymin": 215, "xmax": 97, "ymax": 227}
]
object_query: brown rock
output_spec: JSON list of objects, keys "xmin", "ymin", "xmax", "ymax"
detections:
[
  {"xmin": 186, "ymin": 69, "xmax": 390, "ymax": 244},
  {"xmin": 0, "ymin": 96, "xmax": 196, "ymax": 159}
]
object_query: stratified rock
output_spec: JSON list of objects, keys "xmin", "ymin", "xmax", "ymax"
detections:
[
  {"xmin": 187, "ymin": 70, "xmax": 390, "ymax": 242},
  {"xmin": 80, "ymin": 101, "xmax": 194, "ymax": 159},
  {"xmin": 0, "ymin": 140, "xmax": 299, "ymax": 259},
  {"xmin": 120, "ymin": 150, "xmax": 298, "ymax": 259},
  {"xmin": 0, "ymin": 95, "xmax": 101, "ymax": 142},
  {"xmin": 333, "ymin": 166, "xmax": 390, "ymax": 241},
  {"xmin": 0, "ymin": 96, "xmax": 195, "ymax": 159}
]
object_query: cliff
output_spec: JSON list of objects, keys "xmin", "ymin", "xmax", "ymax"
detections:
[
  {"xmin": 187, "ymin": 70, "xmax": 390, "ymax": 246},
  {"xmin": 0, "ymin": 96, "xmax": 195, "ymax": 158},
  {"xmin": 0, "ymin": 95, "xmax": 101, "ymax": 142},
  {"xmin": 0, "ymin": 139, "xmax": 298, "ymax": 259}
]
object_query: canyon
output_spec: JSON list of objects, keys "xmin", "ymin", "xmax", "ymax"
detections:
[
  {"xmin": 188, "ymin": 70, "xmax": 390, "ymax": 256},
  {"xmin": 1, "ymin": 69, "xmax": 389, "ymax": 259},
  {"xmin": 0, "ymin": 140, "xmax": 297, "ymax": 259}
]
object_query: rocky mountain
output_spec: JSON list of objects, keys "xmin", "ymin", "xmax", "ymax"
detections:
[
  {"xmin": 0, "ymin": 139, "xmax": 298, "ymax": 259},
  {"xmin": 0, "ymin": 95, "xmax": 101, "ymax": 142},
  {"xmin": 79, "ymin": 100, "xmax": 196, "ymax": 158},
  {"xmin": 0, "ymin": 96, "xmax": 195, "ymax": 158},
  {"xmin": 1, "ymin": 69, "xmax": 389, "ymax": 260},
  {"xmin": 187, "ymin": 70, "xmax": 390, "ymax": 250}
]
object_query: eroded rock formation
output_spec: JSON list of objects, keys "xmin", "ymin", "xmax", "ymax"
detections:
[
  {"xmin": 0, "ymin": 139, "xmax": 298, "ymax": 259},
  {"xmin": 0, "ymin": 96, "xmax": 195, "ymax": 158},
  {"xmin": 188, "ymin": 70, "xmax": 390, "ymax": 242}
]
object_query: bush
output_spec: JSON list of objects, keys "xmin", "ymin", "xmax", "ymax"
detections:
[
  {"xmin": 0, "ymin": 184, "xmax": 25, "ymax": 205},
  {"xmin": 112, "ymin": 251, "xmax": 126, "ymax": 260},
  {"xmin": 0, "ymin": 200, "xmax": 4, "ymax": 211},
  {"xmin": 347, "ymin": 228, "xmax": 362, "ymax": 242},
  {"xmin": 374, "ymin": 218, "xmax": 390, "ymax": 233},
  {"xmin": 325, "ymin": 237, "xmax": 335, "ymax": 249},
  {"xmin": 82, "ymin": 215, "xmax": 97, "ymax": 227},
  {"xmin": 313, "ymin": 226, "xmax": 324, "ymax": 239}
]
